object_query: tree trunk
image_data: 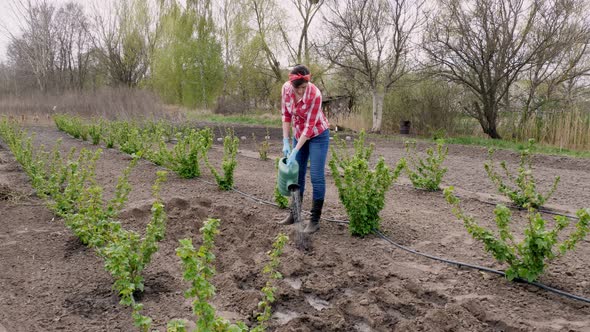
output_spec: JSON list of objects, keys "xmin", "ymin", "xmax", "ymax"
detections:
[
  {"xmin": 371, "ymin": 89, "xmax": 384, "ymax": 133},
  {"xmin": 483, "ymin": 103, "xmax": 502, "ymax": 139}
]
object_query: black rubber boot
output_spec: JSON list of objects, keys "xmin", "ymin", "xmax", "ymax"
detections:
[
  {"xmin": 278, "ymin": 192, "xmax": 303, "ymax": 225},
  {"xmin": 303, "ymin": 199, "xmax": 323, "ymax": 233},
  {"xmin": 278, "ymin": 210, "xmax": 295, "ymax": 225}
]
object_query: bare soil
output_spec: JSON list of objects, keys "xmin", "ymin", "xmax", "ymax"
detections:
[{"xmin": 1, "ymin": 123, "xmax": 589, "ymax": 332}]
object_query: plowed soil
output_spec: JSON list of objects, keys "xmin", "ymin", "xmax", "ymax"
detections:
[{"xmin": 1, "ymin": 123, "xmax": 589, "ymax": 332}]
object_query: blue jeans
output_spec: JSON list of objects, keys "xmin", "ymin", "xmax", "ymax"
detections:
[{"xmin": 294, "ymin": 130, "xmax": 330, "ymax": 201}]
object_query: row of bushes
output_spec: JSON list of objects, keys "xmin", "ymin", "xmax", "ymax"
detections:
[
  {"xmin": 54, "ymin": 115, "xmax": 238, "ymax": 190},
  {"xmin": 0, "ymin": 119, "xmax": 288, "ymax": 331},
  {"xmin": 52, "ymin": 114, "xmax": 590, "ymax": 283},
  {"xmin": 330, "ymin": 132, "xmax": 588, "ymax": 282}
]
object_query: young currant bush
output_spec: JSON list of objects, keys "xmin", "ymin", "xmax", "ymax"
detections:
[
  {"xmin": 54, "ymin": 114, "xmax": 85, "ymax": 139},
  {"xmin": 99, "ymin": 171, "xmax": 168, "ymax": 307},
  {"xmin": 169, "ymin": 128, "xmax": 213, "ymax": 179},
  {"xmin": 445, "ymin": 187, "xmax": 590, "ymax": 282},
  {"xmin": 172, "ymin": 218, "xmax": 248, "ymax": 331},
  {"xmin": 252, "ymin": 233, "xmax": 288, "ymax": 332},
  {"xmin": 404, "ymin": 140, "xmax": 448, "ymax": 191},
  {"xmin": 51, "ymin": 148, "xmax": 102, "ymax": 217},
  {"xmin": 485, "ymin": 139, "xmax": 560, "ymax": 209},
  {"xmin": 206, "ymin": 128, "xmax": 239, "ymax": 190},
  {"xmin": 65, "ymin": 157, "xmax": 139, "ymax": 247},
  {"xmin": 103, "ymin": 123, "xmax": 117, "ymax": 149},
  {"xmin": 88, "ymin": 122, "xmax": 103, "ymax": 145},
  {"xmin": 169, "ymin": 218, "xmax": 288, "ymax": 332},
  {"xmin": 119, "ymin": 125, "xmax": 147, "ymax": 155},
  {"xmin": 252, "ymin": 129, "xmax": 270, "ymax": 161},
  {"xmin": 329, "ymin": 131, "xmax": 404, "ymax": 236}
]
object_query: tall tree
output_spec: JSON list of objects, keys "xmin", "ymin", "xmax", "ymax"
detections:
[
  {"xmin": 249, "ymin": 0, "xmax": 283, "ymax": 82},
  {"xmin": 518, "ymin": 0, "xmax": 590, "ymax": 127},
  {"xmin": 4, "ymin": 0, "xmax": 56, "ymax": 93},
  {"xmin": 150, "ymin": 0, "xmax": 223, "ymax": 107},
  {"xmin": 218, "ymin": 0, "xmax": 249, "ymax": 96},
  {"xmin": 280, "ymin": 0, "xmax": 324, "ymax": 65},
  {"xmin": 53, "ymin": 2, "xmax": 91, "ymax": 90},
  {"xmin": 423, "ymin": 0, "xmax": 588, "ymax": 139},
  {"xmin": 90, "ymin": 0, "xmax": 155, "ymax": 87},
  {"xmin": 323, "ymin": 0, "xmax": 423, "ymax": 132}
]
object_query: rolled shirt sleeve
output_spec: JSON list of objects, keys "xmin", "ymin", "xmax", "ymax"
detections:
[{"xmin": 281, "ymin": 82, "xmax": 292, "ymax": 123}]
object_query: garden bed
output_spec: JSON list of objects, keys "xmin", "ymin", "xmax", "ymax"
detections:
[{"xmin": 0, "ymin": 123, "xmax": 589, "ymax": 331}]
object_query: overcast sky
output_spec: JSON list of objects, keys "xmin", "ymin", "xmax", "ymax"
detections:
[{"xmin": 0, "ymin": 0, "xmax": 17, "ymax": 60}]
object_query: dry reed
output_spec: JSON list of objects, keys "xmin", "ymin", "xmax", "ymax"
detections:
[
  {"xmin": 518, "ymin": 110, "xmax": 590, "ymax": 151},
  {"xmin": 0, "ymin": 87, "xmax": 182, "ymax": 124}
]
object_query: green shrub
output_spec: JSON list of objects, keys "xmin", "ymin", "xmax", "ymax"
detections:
[
  {"xmin": 329, "ymin": 131, "xmax": 404, "ymax": 236},
  {"xmin": 51, "ymin": 149, "xmax": 102, "ymax": 217},
  {"xmin": 252, "ymin": 233, "xmax": 288, "ymax": 332},
  {"xmin": 206, "ymin": 128, "xmax": 239, "ymax": 190},
  {"xmin": 252, "ymin": 130, "xmax": 270, "ymax": 161},
  {"xmin": 404, "ymin": 140, "xmax": 448, "ymax": 191},
  {"xmin": 168, "ymin": 128, "xmax": 213, "ymax": 179},
  {"xmin": 88, "ymin": 122, "xmax": 103, "ymax": 145},
  {"xmin": 485, "ymin": 139, "xmax": 560, "ymax": 209},
  {"xmin": 172, "ymin": 219, "xmax": 246, "ymax": 331},
  {"xmin": 166, "ymin": 218, "xmax": 287, "ymax": 332},
  {"xmin": 98, "ymin": 171, "xmax": 168, "ymax": 306},
  {"xmin": 445, "ymin": 187, "xmax": 590, "ymax": 282},
  {"xmin": 54, "ymin": 114, "xmax": 87, "ymax": 139}
]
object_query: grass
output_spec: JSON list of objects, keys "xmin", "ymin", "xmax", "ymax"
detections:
[{"xmin": 442, "ymin": 136, "xmax": 590, "ymax": 158}]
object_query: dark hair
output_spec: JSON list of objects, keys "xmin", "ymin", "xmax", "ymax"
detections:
[{"xmin": 290, "ymin": 64, "xmax": 310, "ymax": 88}]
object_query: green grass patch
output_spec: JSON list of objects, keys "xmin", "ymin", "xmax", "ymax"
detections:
[
  {"xmin": 186, "ymin": 112, "xmax": 282, "ymax": 127},
  {"xmin": 443, "ymin": 136, "xmax": 590, "ymax": 158}
]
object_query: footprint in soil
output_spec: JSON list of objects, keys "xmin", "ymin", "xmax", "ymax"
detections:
[
  {"xmin": 134, "ymin": 271, "xmax": 176, "ymax": 301},
  {"xmin": 63, "ymin": 284, "xmax": 118, "ymax": 318},
  {"xmin": 63, "ymin": 236, "xmax": 91, "ymax": 259}
]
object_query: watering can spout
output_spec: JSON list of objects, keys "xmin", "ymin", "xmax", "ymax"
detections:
[{"xmin": 277, "ymin": 157, "xmax": 299, "ymax": 196}]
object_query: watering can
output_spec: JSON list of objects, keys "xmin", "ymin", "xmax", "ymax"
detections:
[{"xmin": 277, "ymin": 157, "xmax": 299, "ymax": 196}]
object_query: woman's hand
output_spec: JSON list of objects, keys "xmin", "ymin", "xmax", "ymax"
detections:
[
  {"xmin": 282, "ymin": 138, "xmax": 291, "ymax": 157},
  {"xmin": 287, "ymin": 149, "xmax": 299, "ymax": 166}
]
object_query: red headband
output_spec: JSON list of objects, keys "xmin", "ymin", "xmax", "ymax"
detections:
[{"xmin": 289, "ymin": 73, "xmax": 311, "ymax": 82}]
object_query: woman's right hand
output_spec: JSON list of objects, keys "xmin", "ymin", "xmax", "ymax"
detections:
[{"xmin": 282, "ymin": 138, "xmax": 291, "ymax": 157}]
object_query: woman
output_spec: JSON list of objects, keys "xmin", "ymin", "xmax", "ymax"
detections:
[{"xmin": 278, "ymin": 64, "xmax": 330, "ymax": 234}]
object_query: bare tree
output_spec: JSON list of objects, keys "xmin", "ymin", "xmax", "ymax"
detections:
[
  {"xmin": 518, "ymin": 0, "xmax": 590, "ymax": 126},
  {"xmin": 323, "ymin": 0, "xmax": 423, "ymax": 132},
  {"xmin": 3, "ymin": 0, "xmax": 56, "ymax": 93},
  {"xmin": 249, "ymin": 0, "xmax": 283, "ymax": 82},
  {"xmin": 279, "ymin": 0, "xmax": 324, "ymax": 65},
  {"xmin": 53, "ymin": 2, "xmax": 91, "ymax": 90},
  {"xmin": 89, "ymin": 0, "xmax": 155, "ymax": 87},
  {"xmin": 423, "ymin": 0, "xmax": 588, "ymax": 139}
]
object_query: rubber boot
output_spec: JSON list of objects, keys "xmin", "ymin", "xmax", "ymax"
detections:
[
  {"xmin": 278, "ymin": 210, "xmax": 295, "ymax": 225},
  {"xmin": 303, "ymin": 199, "xmax": 323, "ymax": 233},
  {"xmin": 278, "ymin": 193, "xmax": 303, "ymax": 225}
]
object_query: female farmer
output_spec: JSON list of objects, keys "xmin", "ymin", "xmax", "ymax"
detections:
[{"xmin": 278, "ymin": 64, "xmax": 330, "ymax": 234}]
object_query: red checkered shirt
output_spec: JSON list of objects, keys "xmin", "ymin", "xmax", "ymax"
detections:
[{"xmin": 281, "ymin": 81, "xmax": 330, "ymax": 139}]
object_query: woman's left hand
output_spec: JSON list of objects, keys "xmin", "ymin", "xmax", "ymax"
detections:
[{"xmin": 287, "ymin": 149, "xmax": 299, "ymax": 166}]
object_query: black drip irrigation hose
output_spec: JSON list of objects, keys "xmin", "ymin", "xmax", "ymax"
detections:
[
  {"xmin": 392, "ymin": 182, "xmax": 580, "ymax": 220},
  {"xmin": 375, "ymin": 230, "xmax": 590, "ymax": 304},
  {"xmin": 197, "ymin": 179, "xmax": 590, "ymax": 305}
]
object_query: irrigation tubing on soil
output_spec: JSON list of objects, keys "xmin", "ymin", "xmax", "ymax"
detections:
[
  {"xmin": 198, "ymin": 180, "xmax": 590, "ymax": 305},
  {"xmin": 391, "ymin": 182, "xmax": 580, "ymax": 220}
]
